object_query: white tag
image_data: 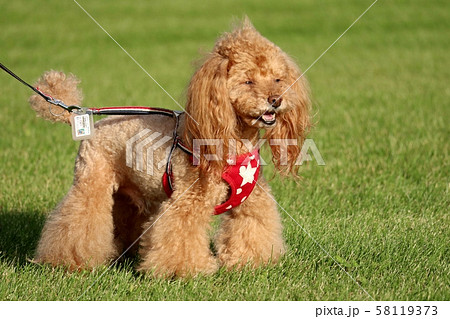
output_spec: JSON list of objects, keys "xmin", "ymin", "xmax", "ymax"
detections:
[{"xmin": 70, "ymin": 111, "xmax": 94, "ymax": 140}]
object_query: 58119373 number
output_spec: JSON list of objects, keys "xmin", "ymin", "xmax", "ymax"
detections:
[{"xmin": 376, "ymin": 305, "xmax": 438, "ymax": 316}]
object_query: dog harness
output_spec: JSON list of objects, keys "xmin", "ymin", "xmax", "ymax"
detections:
[
  {"xmin": 162, "ymin": 113, "xmax": 261, "ymax": 215},
  {"xmin": 0, "ymin": 63, "xmax": 260, "ymax": 215}
]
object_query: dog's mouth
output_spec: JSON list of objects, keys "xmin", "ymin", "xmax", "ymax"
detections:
[{"xmin": 259, "ymin": 111, "xmax": 276, "ymax": 126}]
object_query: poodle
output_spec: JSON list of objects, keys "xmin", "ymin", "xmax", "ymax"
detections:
[{"xmin": 30, "ymin": 19, "xmax": 311, "ymax": 277}]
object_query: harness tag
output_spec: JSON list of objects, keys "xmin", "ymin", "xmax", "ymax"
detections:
[{"xmin": 70, "ymin": 110, "xmax": 95, "ymax": 140}]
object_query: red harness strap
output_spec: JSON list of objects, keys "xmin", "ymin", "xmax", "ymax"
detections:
[
  {"xmin": 162, "ymin": 170, "xmax": 174, "ymax": 198},
  {"xmin": 163, "ymin": 148, "xmax": 260, "ymax": 215},
  {"xmin": 89, "ymin": 106, "xmax": 175, "ymax": 117}
]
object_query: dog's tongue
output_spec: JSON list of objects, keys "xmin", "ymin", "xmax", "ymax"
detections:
[{"xmin": 262, "ymin": 112, "xmax": 275, "ymax": 122}]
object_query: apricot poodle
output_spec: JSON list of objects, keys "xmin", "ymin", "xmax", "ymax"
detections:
[{"xmin": 30, "ymin": 19, "xmax": 311, "ymax": 277}]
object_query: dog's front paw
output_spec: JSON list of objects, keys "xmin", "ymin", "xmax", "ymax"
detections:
[
  {"xmin": 217, "ymin": 243, "xmax": 285, "ymax": 270},
  {"xmin": 138, "ymin": 249, "xmax": 218, "ymax": 278}
]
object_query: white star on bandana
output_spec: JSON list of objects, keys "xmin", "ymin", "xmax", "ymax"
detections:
[{"xmin": 239, "ymin": 162, "xmax": 257, "ymax": 186}]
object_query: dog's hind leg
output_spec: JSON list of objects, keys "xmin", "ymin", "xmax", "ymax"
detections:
[
  {"xmin": 112, "ymin": 190, "xmax": 155, "ymax": 257},
  {"xmin": 215, "ymin": 179, "xmax": 286, "ymax": 269},
  {"xmin": 34, "ymin": 141, "xmax": 119, "ymax": 269}
]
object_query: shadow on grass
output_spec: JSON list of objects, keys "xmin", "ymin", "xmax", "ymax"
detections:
[
  {"xmin": 0, "ymin": 209, "xmax": 142, "ymax": 277},
  {"xmin": 0, "ymin": 210, "xmax": 45, "ymax": 265}
]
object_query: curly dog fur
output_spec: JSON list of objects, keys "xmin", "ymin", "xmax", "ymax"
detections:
[{"xmin": 30, "ymin": 19, "xmax": 311, "ymax": 277}]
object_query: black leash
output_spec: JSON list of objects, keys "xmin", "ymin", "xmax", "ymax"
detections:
[
  {"xmin": 0, "ymin": 62, "xmax": 82, "ymax": 112},
  {"xmin": 0, "ymin": 62, "xmax": 182, "ymax": 117}
]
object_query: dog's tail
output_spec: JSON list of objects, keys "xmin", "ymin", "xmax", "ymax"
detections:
[{"xmin": 28, "ymin": 71, "xmax": 83, "ymax": 124}]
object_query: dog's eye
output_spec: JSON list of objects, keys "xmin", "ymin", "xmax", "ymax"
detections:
[
  {"xmin": 245, "ymin": 80, "xmax": 254, "ymax": 85},
  {"xmin": 275, "ymin": 79, "xmax": 281, "ymax": 83}
]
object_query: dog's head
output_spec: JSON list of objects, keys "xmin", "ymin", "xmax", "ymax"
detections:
[{"xmin": 184, "ymin": 18, "xmax": 311, "ymax": 176}]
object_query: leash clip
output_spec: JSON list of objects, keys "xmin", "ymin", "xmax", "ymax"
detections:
[
  {"xmin": 48, "ymin": 97, "xmax": 82, "ymax": 112},
  {"xmin": 36, "ymin": 86, "xmax": 82, "ymax": 112},
  {"xmin": 72, "ymin": 107, "xmax": 91, "ymax": 115}
]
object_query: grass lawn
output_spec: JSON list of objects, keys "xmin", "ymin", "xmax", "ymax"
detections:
[{"xmin": 0, "ymin": 0, "xmax": 448, "ymax": 300}]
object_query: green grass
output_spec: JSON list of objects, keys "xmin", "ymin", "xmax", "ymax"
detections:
[{"xmin": 0, "ymin": 0, "xmax": 448, "ymax": 300}]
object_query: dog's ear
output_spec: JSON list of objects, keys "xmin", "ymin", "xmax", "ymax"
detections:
[
  {"xmin": 184, "ymin": 53, "xmax": 238, "ymax": 175},
  {"xmin": 264, "ymin": 57, "xmax": 311, "ymax": 176}
]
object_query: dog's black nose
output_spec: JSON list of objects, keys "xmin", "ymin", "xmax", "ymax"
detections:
[{"xmin": 268, "ymin": 95, "xmax": 282, "ymax": 108}]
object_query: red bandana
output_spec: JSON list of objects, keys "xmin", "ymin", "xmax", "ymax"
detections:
[{"xmin": 162, "ymin": 149, "xmax": 261, "ymax": 215}]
